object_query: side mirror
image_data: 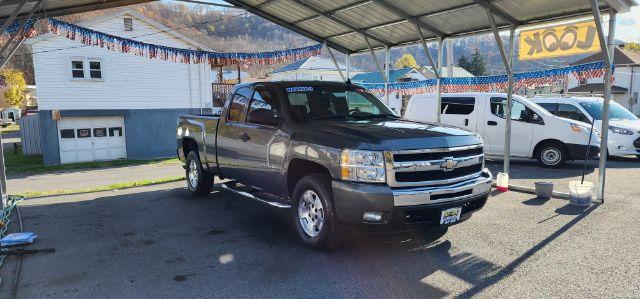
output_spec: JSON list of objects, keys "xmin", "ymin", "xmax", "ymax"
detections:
[{"xmin": 247, "ymin": 108, "xmax": 280, "ymax": 127}]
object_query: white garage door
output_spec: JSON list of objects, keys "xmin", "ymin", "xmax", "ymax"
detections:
[{"xmin": 58, "ymin": 116, "xmax": 127, "ymax": 164}]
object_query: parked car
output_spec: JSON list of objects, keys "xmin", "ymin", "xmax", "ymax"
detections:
[
  {"xmin": 177, "ymin": 81, "xmax": 492, "ymax": 250},
  {"xmin": 404, "ymin": 92, "xmax": 601, "ymax": 168},
  {"xmin": 532, "ymin": 96, "xmax": 640, "ymax": 158}
]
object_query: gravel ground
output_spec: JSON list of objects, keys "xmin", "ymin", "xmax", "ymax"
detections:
[{"xmin": 0, "ymin": 160, "xmax": 638, "ymax": 298}]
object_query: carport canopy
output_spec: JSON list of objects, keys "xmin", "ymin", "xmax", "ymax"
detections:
[{"xmin": 222, "ymin": 0, "xmax": 635, "ymax": 54}]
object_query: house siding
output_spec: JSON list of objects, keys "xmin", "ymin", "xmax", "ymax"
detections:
[
  {"xmin": 30, "ymin": 12, "xmax": 214, "ymax": 164},
  {"xmin": 39, "ymin": 108, "xmax": 204, "ymax": 165}
]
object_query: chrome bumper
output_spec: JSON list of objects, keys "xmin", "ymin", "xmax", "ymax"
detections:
[{"xmin": 392, "ymin": 169, "xmax": 492, "ymax": 207}]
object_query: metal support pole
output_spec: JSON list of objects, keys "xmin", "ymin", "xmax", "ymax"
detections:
[
  {"xmin": 447, "ymin": 39, "xmax": 454, "ymax": 78},
  {"xmin": 590, "ymin": 1, "xmax": 616, "ymax": 202},
  {"xmin": 345, "ymin": 53, "xmax": 350, "ymax": 79},
  {"xmin": 0, "ymin": 0, "xmax": 29, "ymax": 38},
  {"xmin": 486, "ymin": 7, "xmax": 514, "ymax": 174},
  {"xmin": 436, "ymin": 38, "xmax": 443, "ymax": 124},
  {"xmin": 325, "ymin": 42, "xmax": 345, "ymax": 82},
  {"xmin": 414, "ymin": 24, "xmax": 440, "ymax": 80},
  {"xmin": 384, "ymin": 46, "xmax": 390, "ymax": 105},
  {"xmin": 365, "ymin": 36, "xmax": 386, "ymax": 82}
]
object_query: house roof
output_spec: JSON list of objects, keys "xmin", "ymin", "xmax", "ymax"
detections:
[
  {"xmin": 421, "ymin": 66, "xmax": 475, "ymax": 78},
  {"xmin": 567, "ymin": 83, "xmax": 628, "ymax": 94},
  {"xmin": 351, "ymin": 68, "xmax": 417, "ymax": 83},
  {"xmin": 571, "ymin": 46, "xmax": 640, "ymax": 66},
  {"xmin": 27, "ymin": 9, "xmax": 212, "ymax": 51},
  {"xmin": 271, "ymin": 56, "xmax": 362, "ymax": 74}
]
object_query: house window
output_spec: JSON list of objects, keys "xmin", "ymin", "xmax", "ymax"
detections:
[
  {"xmin": 124, "ymin": 18, "xmax": 133, "ymax": 31},
  {"xmin": 89, "ymin": 61, "xmax": 102, "ymax": 79},
  {"xmin": 633, "ymin": 92, "xmax": 639, "ymax": 105},
  {"xmin": 70, "ymin": 58, "xmax": 103, "ymax": 81},
  {"xmin": 71, "ymin": 60, "xmax": 84, "ymax": 79}
]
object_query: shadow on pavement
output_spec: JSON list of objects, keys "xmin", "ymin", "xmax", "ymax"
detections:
[{"xmin": 11, "ymin": 185, "xmax": 600, "ymax": 297}]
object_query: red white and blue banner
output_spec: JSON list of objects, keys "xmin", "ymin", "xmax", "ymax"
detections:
[
  {"xmin": 359, "ymin": 61, "xmax": 609, "ymax": 95},
  {"xmin": 3, "ymin": 19, "xmax": 37, "ymax": 38},
  {"xmin": 47, "ymin": 18, "xmax": 322, "ymax": 66}
]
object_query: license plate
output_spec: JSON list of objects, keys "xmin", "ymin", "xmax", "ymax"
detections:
[{"xmin": 440, "ymin": 207, "xmax": 462, "ymax": 225}]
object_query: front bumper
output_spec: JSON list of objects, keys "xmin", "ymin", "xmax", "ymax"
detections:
[
  {"xmin": 566, "ymin": 144, "xmax": 600, "ymax": 160},
  {"xmin": 607, "ymin": 135, "xmax": 640, "ymax": 157},
  {"xmin": 332, "ymin": 169, "xmax": 492, "ymax": 232}
]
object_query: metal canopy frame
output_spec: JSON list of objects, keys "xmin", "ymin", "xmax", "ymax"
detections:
[{"xmin": 221, "ymin": 0, "xmax": 634, "ymax": 203}]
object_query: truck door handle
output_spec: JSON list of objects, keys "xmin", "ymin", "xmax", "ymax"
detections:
[
  {"xmin": 240, "ymin": 132, "xmax": 250, "ymax": 142},
  {"xmin": 464, "ymin": 119, "xmax": 469, "ymax": 126},
  {"xmin": 487, "ymin": 121, "xmax": 497, "ymax": 126}
]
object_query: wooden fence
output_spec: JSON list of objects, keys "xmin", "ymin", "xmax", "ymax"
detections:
[{"xmin": 18, "ymin": 114, "xmax": 41, "ymax": 155}]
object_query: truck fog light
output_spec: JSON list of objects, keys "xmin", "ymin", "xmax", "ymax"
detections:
[{"xmin": 363, "ymin": 211, "xmax": 383, "ymax": 222}]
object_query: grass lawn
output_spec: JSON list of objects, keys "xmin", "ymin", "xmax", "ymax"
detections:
[
  {"xmin": 4, "ymin": 146, "xmax": 180, "ymax": 175},
  {"xmin": 0, "ymin": 124, "xmax": 20, "ymax": 134},
  {"xmin": 18, "ymin": 175, "xmax": 185, "ymax": 198}
]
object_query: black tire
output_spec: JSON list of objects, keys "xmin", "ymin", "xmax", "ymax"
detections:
[
  {"xmin": 291, "ymin": 174, "xmax": 340, "ymax": 250},
  {"xmin": 185, "ymin": 151, "xmax": 214, "ymax": 196},
  {"xmin": 536, "ymin": 142, "xmax": 567, "ymax": 168},
  {"xmin": 636, "ymin": 155, "xmax": 640, "ymax": 159}
]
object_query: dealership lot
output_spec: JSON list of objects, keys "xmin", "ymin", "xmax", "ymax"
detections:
[{"xmin": 1, "ymin": 159, "xmax": 639, "ymax": 298}]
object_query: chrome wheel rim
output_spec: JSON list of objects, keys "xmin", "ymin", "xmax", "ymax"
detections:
[
  {"xmin": 298, "ymin": 190, "xmax": 324, "ymax": 237},
  {"xmin": 188, "ymin": 160, "xmax": 199, "ymax": 189},
  {"xmin": 542, "ymin": 148, "xmax": 561, "ymax": 165}
]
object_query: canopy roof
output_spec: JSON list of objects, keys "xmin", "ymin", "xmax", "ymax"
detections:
[
  {"xmin": 224, "ymin": 0, "xmax": 636, "ymax": 54},
  {"xmin": 0, "ymin": 0, "xmax": 153, "ymax": 23}
]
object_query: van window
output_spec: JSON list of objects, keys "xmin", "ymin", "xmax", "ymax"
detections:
[
  {"xmin": 557, "ymin": 104, "xmax": 590, "ymax": 123},
  {"xmin": 441, "ymin": 97, "xmax": 475, "ymax": 115},
  {"xmin": 538, "ymin": 103, "xmax": 558, "ymax": 115},
  {"xmin": 490, "ymin": 97, "xmax": 531, "ymax": 121}
]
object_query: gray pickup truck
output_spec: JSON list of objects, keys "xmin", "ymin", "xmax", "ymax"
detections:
[{"xmin": 177, "ymin": 81, "xmax": 492, "ymax": 249}]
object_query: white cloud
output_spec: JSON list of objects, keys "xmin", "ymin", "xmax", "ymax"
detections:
[{"xmin": 616, "ymin": 7, "xmax": 640, "ymax": 43}]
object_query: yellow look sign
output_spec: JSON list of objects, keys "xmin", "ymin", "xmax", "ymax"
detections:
[{"xmin": 519, "ymin": 21, "xmax": 600, "ymax": 60}]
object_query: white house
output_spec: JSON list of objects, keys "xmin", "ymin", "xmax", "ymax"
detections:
[
  {"xmin": 268, "ymin": 56, "xmax": 363, "ymax": 82},
  {"xmin": 567, "ymin": 45, "xmax": 640, "ymax": 115},
  {"xmin": 25, "ymin": 10, "xmax": 213, "ymax": 164}
]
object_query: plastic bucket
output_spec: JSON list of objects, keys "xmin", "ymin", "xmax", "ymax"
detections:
[
  {"xmin": 568, "ymin": 181, "xmax": 594, "ymax": 206},
  {"xmin": 496, "ymin": 172, "xmax": 509, "ymax": 192},
  {"xmin": 534, "ymin": 182, "xmax": 554, "ymax": 199}
]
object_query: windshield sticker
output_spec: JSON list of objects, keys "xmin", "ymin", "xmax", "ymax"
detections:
[{"xmin": 286, "ymin": 86, "xmax": 313, "ymax": 93}]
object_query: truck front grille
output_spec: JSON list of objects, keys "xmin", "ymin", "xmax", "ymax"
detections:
[{"xmin": 386, "ymin": 145, "xmax": 484, "ymax": 188}]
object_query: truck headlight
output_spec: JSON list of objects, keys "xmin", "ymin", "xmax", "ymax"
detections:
[
  {"xmin": 609, "ymin": 126, "xmax": 633, "ymax": 135},
  {"xmin": 340, "ymin": 150, "xmax": 385, "ymax": 183}
]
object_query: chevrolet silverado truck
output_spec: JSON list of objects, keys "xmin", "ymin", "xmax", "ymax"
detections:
[{"xmin": 177, "ymin": 81, "xmax": 492, "ymax": 250}]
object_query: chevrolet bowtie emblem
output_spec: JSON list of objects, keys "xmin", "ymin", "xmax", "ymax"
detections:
[{"xmin": 440, "ymin": 157, "xmax": 458, "ymax": 171}]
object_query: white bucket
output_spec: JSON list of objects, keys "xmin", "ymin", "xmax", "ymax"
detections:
[
  {"xmin": 568, "ymin": 181, "xmax": 594, "ymax": 206},
  {"xmin": 496, "ymin": 172, "xmax": 509, "ymax": 192}
]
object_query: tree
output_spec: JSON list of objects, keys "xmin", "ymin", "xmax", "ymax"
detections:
[
  {"xmin": 394, "ymin": 53, "xmax": 418, "ymax": 69},
  {"xmin": 457, "ymin": 55, "xmax": 471, "ymax": 72},
  {"xmin": 0, "ymin": 68, "xmax": 27, "ymax": 107},
  {"xmin": 468, "ymin": 49, "xmax": 487, "ymax": 76}
]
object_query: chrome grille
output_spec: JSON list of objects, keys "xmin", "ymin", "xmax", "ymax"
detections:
[{"xmin": 385, "ymin": 144, "xmax": 484, "ymax": 188}]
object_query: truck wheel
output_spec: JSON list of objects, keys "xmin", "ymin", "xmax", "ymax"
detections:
[
  {"xmin": 186, "ymin": 151, "xmax": 213, "ymax": 196},
  {"xmin": 537, "ymin": 142, "xmax": 566, "ymax": 168},
  {"xmin": 292, "ymin": 174, "xmax": 340, "ymax": 250}
]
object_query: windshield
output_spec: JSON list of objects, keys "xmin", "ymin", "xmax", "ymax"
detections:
[
  {"xmin": 579, "ymin": 101, "xmax": 638, "ymax": 121},
  {"xmin": 284, "ymin": 85, "xmax": 396, "ymax": 122}
]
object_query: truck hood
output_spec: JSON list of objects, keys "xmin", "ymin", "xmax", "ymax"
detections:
[{"xmin": 295, "ymin": 119, "xmax": 483, "ymax": 151}]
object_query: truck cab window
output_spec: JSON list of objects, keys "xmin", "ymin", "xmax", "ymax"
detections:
[
  {"xmin": 441, "ymin": 97, "xmax": 475, "ymax": 115},
  {"xmin": 228, "ymin": 93, "xmax": 249, "ymax": 122},
  {"xmin": 247, "ymin": 88, "xmax": 279, "ymax": 126}
]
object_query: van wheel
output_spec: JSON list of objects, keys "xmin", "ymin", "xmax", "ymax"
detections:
[
  {"xmin": 292, "ymin": 174, "xmax": 340, "ymax": 250},
  {"xmin": 186, "ymin": 151, "xmax": 214, "ymax": 196},
  {"xmin": 537, "ymin": 142, "xmax": 566, "ymax": 168}
]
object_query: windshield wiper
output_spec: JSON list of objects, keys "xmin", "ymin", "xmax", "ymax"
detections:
[{"xmin": 367, "ymin": 114, "xmax": 400, "ymax": 119}]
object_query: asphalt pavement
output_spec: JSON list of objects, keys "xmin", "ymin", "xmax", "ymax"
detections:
[{"xmin": 1, "ymin": 161, "xmax": 638, "ymax": 298}]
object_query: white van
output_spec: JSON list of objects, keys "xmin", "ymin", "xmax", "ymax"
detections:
[
  {"xmin": 405, "ymin": 93, "xmax": 601, "ymax": 167},
  {"xmin": 532, "ymin": 96, "xmax": 640, "ymax": 158}
]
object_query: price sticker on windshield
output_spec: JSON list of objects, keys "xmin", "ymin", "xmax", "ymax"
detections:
[{"xmin": 286, "ymin": 86, "xmax": 313, "ymax": 93}]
